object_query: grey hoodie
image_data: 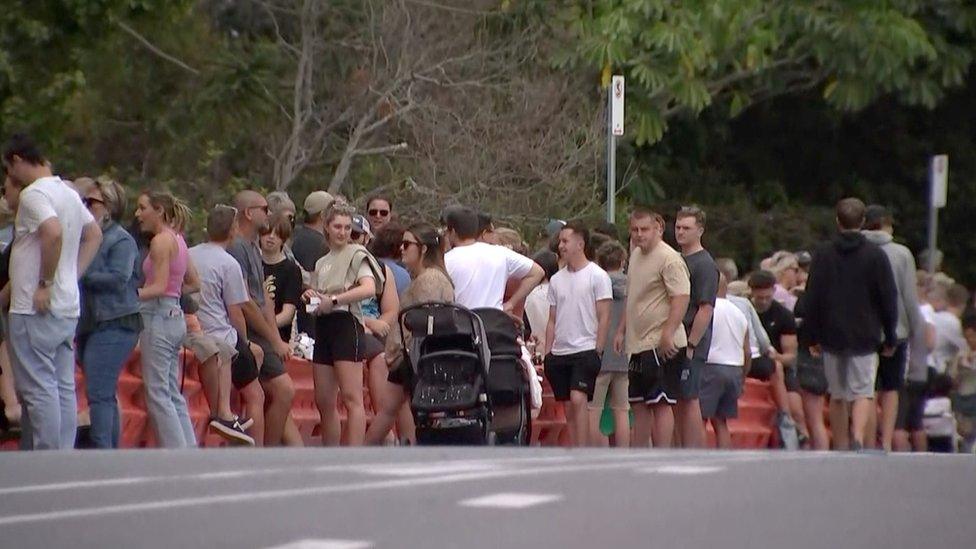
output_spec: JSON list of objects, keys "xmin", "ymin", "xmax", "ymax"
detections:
[{"xmin": 862, "ymin": 230, "xmax": 923, "ymax": 341}]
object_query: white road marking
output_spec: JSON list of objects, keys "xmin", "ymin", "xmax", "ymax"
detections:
[
  {"xmin": 0, "ymin": 453, "xmax": 649, "ymax": 497},
  {"xmin": 459, "ymin": 492, "xmax": 562, "ymax": 509},
  {"xmin": 353, "ymin": 462, "xmax": 501, "ymax": 477},
  {"xmin": 266, "ymin": 539, "xmax": 373, "ymax": 549},
  {"xmin": 0, "ymin": 455, "xmax": 752, "ymax": 526},
  {"xmin": 639, "ymin": 465, "xmax": 725, "ymax": 475}
]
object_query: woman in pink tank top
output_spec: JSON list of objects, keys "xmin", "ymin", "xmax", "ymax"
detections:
[{"xmin": 134, "ymin": 191, "xmax": 200, "ymax": 449}]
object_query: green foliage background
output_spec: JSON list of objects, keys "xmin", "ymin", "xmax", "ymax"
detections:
[{"xmin": 2, "ymin": 0, "xmax": 976, "ymax": 282}]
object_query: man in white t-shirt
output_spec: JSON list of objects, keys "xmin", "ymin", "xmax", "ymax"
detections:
[
  {"xmin": 1, "ymin": 135, "xmax": 102, "ymax": 450},
  {"xmin": 443, "ymin": 207, "xmax": 543, "ymax": 312},
  {"xmin": 544, "ymin": 221, "xmax": 612, "ymax": 447},
  {"xmin": 701, "ymin": 274, "xmax": 751, "ymax": 449}
]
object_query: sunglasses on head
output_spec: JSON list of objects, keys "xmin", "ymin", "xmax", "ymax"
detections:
[{"xmin": 368, "ymin": 209, "xmax": 390, "ymax": 217}]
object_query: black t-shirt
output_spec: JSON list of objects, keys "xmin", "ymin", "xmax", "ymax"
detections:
[
  {"xmin": 263, "ymin": 257, "xmax": 303, "ymax": 342},
  {"xmin": 683, "ymin": 249, "xmax": 719, "ymax": 359},
  {"xmin": 758, "ymin": 300, "xmax": 797, "ymax": 353},
  {"xmin": 291, "ymin": 225, "xmax": 327, "ymax": 272}
]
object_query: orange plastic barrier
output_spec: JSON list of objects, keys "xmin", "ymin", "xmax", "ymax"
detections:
[{"xmin": 2, "ymin": 352, "xmax": 781, "ymax": 449}]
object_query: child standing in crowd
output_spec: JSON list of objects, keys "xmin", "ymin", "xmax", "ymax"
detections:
[
  {"xmin": 261, "ymin": 212, "xmax": 304, "ymax": 344},
  {"xmin": 590, "ymin": 240, "xmax": 630, "ymax": 448}
]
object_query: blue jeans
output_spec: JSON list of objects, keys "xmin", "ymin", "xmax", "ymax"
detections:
[
  {"xmin": 81, "ymin": 326, "xmax": 139, "ymax": 448},
  {"xmin": 7, "ymin": 313, "xmax": 79, "ymax": 450},
  {"xmin": 140, "ymin": 297, "xmax": 196, "ymax": 448}
]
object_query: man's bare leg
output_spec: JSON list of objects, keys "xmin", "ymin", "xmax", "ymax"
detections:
[
  {"xmin": 650, "ymin": 402, "xmax": 674, "ymax": 448},
  {"xmin": 801, "ymin": 391, "xmax": 829, "ymax": 450},
  {"xmin": 850, "ymin": 397, "xmax": 874, "ymax": 448},
  {"xmin": 712, "ymin": 417, "xmax": 732, "ymax": 449},
  {"xmin": 631, "ymin": 404, "xmax": 653, "ymax": 448},
  {"xmin": 261, "ymin": 374, "xmax": 295, "ymax": 446},
  {"xmin": 676, "ymin": 398, "xmax": 704, "ymax": 448},
  {"xmin": 239, "ymin": 379, "xmax": 265, "ymax": 446},
  {"xmin": 878, "ymin": 390, "xmax": 899, "ymax": 452},
  {"xmin": 613, "ymin": 409, "xmax": 630, "ymax": 448},
  {"xmin": 830, "ymin": 399, "xmax": 850, "ymax": 450}
]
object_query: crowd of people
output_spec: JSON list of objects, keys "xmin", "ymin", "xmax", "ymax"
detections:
[{"xmin": 0, "ymin": 133, "xmax": 974, "ymax": 453}]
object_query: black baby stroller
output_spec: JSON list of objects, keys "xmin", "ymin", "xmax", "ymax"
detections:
[
  {"xmin": 473, "ymin": 308, "xmax": 531, "ymax": 446},
  {"xmin": 399, "ymin": 302, "xmax": 493, "ymax": 445},
  {"xmin": 399, "ymin": 302, "xmax": 531, "ymax": 445}
]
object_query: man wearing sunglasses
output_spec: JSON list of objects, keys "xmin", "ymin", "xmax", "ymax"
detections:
[
  {"xmin": 366, "ymin": 194, "xmax": 393, "ymax": 232},
  {"xmin": 228, "ymin": 190, "xmax": 296, "ymax": 447}
]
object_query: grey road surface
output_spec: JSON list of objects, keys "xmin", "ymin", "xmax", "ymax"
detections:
[{"xmin": 0, "ymin": 448, "xmax": 973, "ymax": 549}]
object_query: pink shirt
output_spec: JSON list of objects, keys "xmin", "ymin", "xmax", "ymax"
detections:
[
  {"xmin": 142, "ymin": 230, "xmax": 188, "ymax": 299},
  {"xmin": 773, "ymin": 283, "xmax": 797, "ymax": 312}
]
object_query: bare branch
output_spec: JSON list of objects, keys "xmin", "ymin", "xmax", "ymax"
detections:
[
  {"xmin": 354, "ymin": 142, "xmax": 409, "ymax": 156},
  {"xmin": 116, "ymin": 20, "xmax": 200, "ymax": 76}
]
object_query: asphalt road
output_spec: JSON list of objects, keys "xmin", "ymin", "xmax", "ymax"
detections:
[{"xmin": 0, "ymin": 448, "xmax": 973, "ymax": 549}]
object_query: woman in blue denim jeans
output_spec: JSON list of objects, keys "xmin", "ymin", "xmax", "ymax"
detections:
[
  {"xmin": 135, "ymin": 191, "xmax": 200, "ymax": 448},
  {"xmin": 78, "ymin": 177, "xmax": 142, "ymax": 448}
]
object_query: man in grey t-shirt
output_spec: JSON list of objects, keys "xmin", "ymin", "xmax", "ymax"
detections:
[
  {"xmin": 228, "ymin": 190, "xmax": 296, "ymax": 447},
  {"xmin": 673, "ymin": 206, "xmax": 718, "ymax": 449}
]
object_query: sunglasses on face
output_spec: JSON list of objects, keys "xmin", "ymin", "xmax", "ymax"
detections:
[
  {"xmin": 83, "ymin": 197, "xmax": 104, "ymax": 208},
  {"xmin": 400, "ymin": 240, "xmax": 420, "ymax": 250},
  {"xmin": 368, "ymin": 209, "xmax": 390, "ymax": 217}
]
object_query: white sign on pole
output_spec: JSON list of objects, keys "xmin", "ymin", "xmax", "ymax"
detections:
[
  {"xmin": 931, "ymin": 154, "xmax": 949, "ymax": 208},
  {"xmin": 611, "ymin": 75, "xmax": 625, "ymax": 136}
]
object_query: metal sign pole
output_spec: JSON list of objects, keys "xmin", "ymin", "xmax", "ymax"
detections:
[
  {"xmin": 607, "ymin": 86, "xmax": 616, "ymax": 224},
  {"xmin": 927, "ymin": 154, "xmax": 949, "ymax": 273}
]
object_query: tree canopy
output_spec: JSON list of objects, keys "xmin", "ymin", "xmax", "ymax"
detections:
[{"xmin": 2, "ymin": 0, "xmax": 975, "ymax": 281}]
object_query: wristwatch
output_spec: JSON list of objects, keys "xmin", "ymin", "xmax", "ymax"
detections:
[
  {"xmin": 38, "ymin": 279, "xmax": 54, "ymax": 288},
  {"xmin": 330, "ymin": 295, "xmax": 340, "ymax": 307}
]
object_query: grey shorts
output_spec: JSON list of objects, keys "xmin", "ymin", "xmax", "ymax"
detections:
[
  {"xmin": 699, "ymin": 364, "xmax": 743, "ymax": 420},
  {"xmin": 251, "ymin": 333, "xmax": 287, "ymax": 380},
  {"xmin": 822, "ymin": 351, "xmax": 878, "ymax": 401}
]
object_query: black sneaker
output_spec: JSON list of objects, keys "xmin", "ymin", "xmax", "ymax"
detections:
[
  {"xmin": 236, "ymin": 416, "xmax": 254, "ymax": 431},
  {"xmin": 209, "ymin": 417, "xmax": 255, "ymax": 446}
]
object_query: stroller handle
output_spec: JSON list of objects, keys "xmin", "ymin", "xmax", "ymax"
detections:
[{"xmin": 397, "ymin": 301, "xmax": 491, "ymax": 375}]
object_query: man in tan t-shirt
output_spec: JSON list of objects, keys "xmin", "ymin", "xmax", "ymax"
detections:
[{"xmin": 613, "ymin": 208, "xmax": 690, "ymax": 448}]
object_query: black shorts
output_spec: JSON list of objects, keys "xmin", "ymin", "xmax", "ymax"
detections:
[
  {"xmin": 797, "ymin": 349, "xmax": 828, "ymax": 396},
  {"xmin": 387, "ymin": 362, "xmax": 414, "ymax": 389},
  {"xmin": 748, "ymin": 356, "xmax": 774, "ymax": 381},
  {"xmin": 251, "ymin": 333, "xmax": 287, "ymax": 380},
  {"xmin": 784, "ymin": 365, "xmax": 799, "ymax": 393},
  {"xmin": 627, "ymin": 348, "xmax": 694, "ymax": 405},
  {"xmin": 544, "ymin": 350, "xmax": 601, "ymax": 401},
  {"xmin": 895, "ymin": 380, "xmax": 927, "ymax": 432},
  {"xmin": 232, "ymin": 337, "xmax": 260, "ymax": 389},
  {"xmin": 363, "ymin": 333, "xmax": 385, "ymax": 361},
  {"xmin": 876, "ymin": 341, "xmax": 908, "ymax": 392},
  {"xmin": 313, "ymin": 311, "xmax": 367, "ymax": 365}
]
